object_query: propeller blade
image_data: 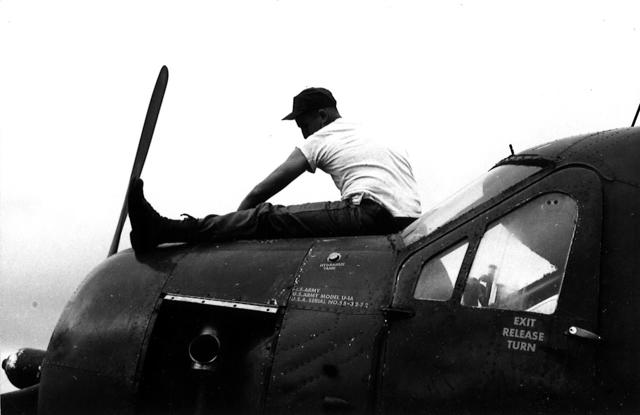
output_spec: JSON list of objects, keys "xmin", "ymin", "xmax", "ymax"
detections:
[{"xmin": 108, "ymin": 65, "xmax": 169, "ymax": 257}]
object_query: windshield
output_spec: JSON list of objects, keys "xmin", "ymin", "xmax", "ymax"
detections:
[{"xmin": 401, "ymin": 165, "xmax": 542, "ymax": 246}]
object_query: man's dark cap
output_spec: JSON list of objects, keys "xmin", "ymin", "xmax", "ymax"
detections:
[{"xmin": 282, "ymin": 87, "xmax": 337, "ymax": 120}]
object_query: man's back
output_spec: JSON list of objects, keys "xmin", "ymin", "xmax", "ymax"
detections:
[{"xmin": 297, "ymin": 118, "xmax": 422, "ymax": 218}]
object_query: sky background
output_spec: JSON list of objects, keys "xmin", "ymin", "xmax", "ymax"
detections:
[{"xmin": 1, "ymin": 0, "xmax": 639, "ymax": 393}]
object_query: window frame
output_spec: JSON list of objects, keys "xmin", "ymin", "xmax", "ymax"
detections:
[
  {"xmin": 393, "ymin": 166, "xmax": 602, "ymax": 322},
  {"xmin": 412, "ymin": 239, "xmax": 471, "ymax": 302},
  {"xmin": 459, "ymin": 192, "xmax": 579, "ymax": 314}
]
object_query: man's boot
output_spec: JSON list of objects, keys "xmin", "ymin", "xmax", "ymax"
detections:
[{"xmin": 128, "ymin": 178, "xmax": 199, "ymax": 254}]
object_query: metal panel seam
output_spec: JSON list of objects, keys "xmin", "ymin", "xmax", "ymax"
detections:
[{"xmin": 131, "ymin": 248, "xmax": 192, "ymax": 389}]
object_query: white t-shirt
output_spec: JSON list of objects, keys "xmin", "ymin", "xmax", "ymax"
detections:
[{"xmin": 296, "ymin": 118, "xmax": 422, "ymax": 217}]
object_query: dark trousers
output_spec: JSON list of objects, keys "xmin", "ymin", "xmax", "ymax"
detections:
[{"xmin": 191, "ymin": 199, "xmax": 415, "ymax": 242}]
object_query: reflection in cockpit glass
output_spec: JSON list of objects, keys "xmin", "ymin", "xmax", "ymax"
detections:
[
  {"xmin": 461, "ymin": 193, "xmax": 577, "ymax": 315},
  {"xmin": 402, "ymin": 165, "xmax": 541, "ymax": 246}
]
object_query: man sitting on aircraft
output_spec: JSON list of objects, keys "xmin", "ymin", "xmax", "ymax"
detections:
[{"xmin": 128, "ymin": 87, "xmax": 422, "ymax": 253}]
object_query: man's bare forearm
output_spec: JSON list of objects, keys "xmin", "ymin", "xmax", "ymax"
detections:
[
  {"xmin": 237, "ymin": 148, "xmax": 309, "ymax": 211},
  {"xmin": 238, "ymin": 195, "xmax": 258, "ymax": 211},
  {"xmin": 238, "ymin": 186, "xmax": 274, "ymax": 210}
]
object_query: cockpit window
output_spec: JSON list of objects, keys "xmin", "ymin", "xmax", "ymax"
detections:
[
  {"xmin": 402, "ymin": 165, "xmax": 541, "ymax": 246},
  {"xmin": 414, "ymin": 240, "xmax": 469, "ymax": 301},
  {"xmin": 460, "ymin": 193, "xmax": 577, "ymax": 314}
]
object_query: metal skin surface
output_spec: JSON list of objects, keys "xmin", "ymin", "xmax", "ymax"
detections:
[
  {"xmin": 37, "ymin": 236, "xmax": 397, "ymax": 414},
  {"xmin": 265, "ymin": 237, "xmax": 397, "ymax": 414},
  {"xmin": 380, "ymin": 127, "xmax": 640, "ymax": 414},
  {"xmin": 38, "ymin": 246, "xmax": 185, "ymax": 415},
  {"xmin": 3, "ymin": 127, "xmax": 640, "ymax": 414},
  {"xmin": 523, "ymin": 127, "xmax": 640, "ymax": 411},
  {"xmin": 384, "ymin": 168, "xmax": 602, "ymax": 414}
]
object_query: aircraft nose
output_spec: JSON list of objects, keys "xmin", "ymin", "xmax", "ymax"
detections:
[{"xmin": 2, "ymin": 348, "xmax": 46, "ymax": 389}]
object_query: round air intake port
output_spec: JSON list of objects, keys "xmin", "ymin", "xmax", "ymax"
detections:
[{"xmin": 188, "ymin": 326, "xmax": 221, "ymax": 371}]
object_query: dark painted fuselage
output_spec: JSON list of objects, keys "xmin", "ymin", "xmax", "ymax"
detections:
[{"xmin": 18, "ymin": 128, "xmax": 640, "ymax": 413}]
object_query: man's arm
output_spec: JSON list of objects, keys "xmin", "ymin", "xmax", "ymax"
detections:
[{"xmin": 237, "ymin": 148, "xmax": 309, "ymax": 210}]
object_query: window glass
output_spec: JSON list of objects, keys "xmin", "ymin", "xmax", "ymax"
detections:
[
  {"xmin": 461, "ymin": 193, "xmax": 577, "ymax": 314},
  {"xmin": 402, "ymin": 165, "xmax": 541, "ymax": 246},
  {"xmin": 414, "ymin": 241, "xmax": 469, "ymax": 301}
]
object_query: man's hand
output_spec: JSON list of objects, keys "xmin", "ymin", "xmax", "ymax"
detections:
[{"xmin": 237, "ymin": 148, "xmax": 310, "ymax": 210}]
